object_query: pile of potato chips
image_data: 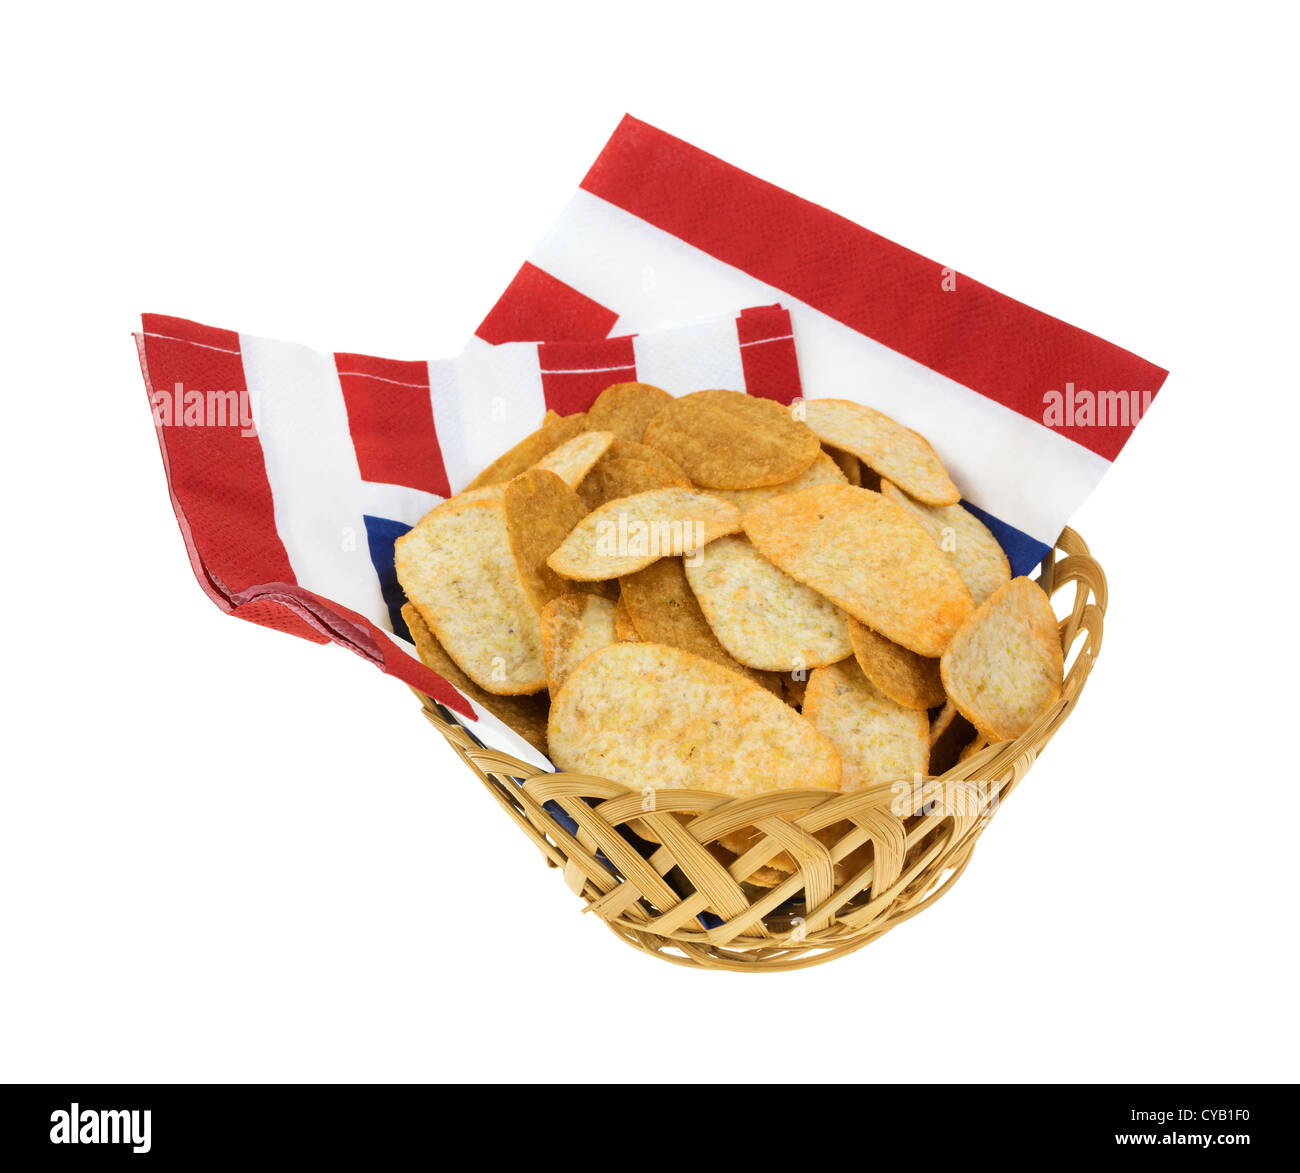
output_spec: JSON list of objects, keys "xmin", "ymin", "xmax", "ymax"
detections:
[{"xmin": 397, "ymin": 384, "xmax": 1064, "ymax": 878}]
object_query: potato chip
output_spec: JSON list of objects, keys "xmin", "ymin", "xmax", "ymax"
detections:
[
  {"xmin": 532, "ymin": 430, "xmax": 616, "ymax": 488},
  {"xmin": 502, "ymin": 468, "xmax": 592, "ymax": 613},
  {"xmin": 847, "ymin": 618, "xmax": 945, "ymax": 710},
  {"xmin": 703, "ymin": 450, "xmax": 847, "ymax": 510},
  {"xmin": 940, "ymin": 576, "xmax": 1064, "ymax": 740},
  {"xmin": 401, "ymin": 603, "xmax": 550, "ymax": 755},
  {"xmin": 539, "ymin": 593, "xmax": 619, "ymax": 696},
  {"xmin": 576, "ymin": 457, "xmax": 689, "ymax": 511},
  {"xmin": 464, "ymin": 411, "xmax": 589, "ymax": 490},
  {"xmin": 802, "ymin": 658, "xmax": 930, "ymax": 791},
  {"xmin": 643, "ymin": 389, "xmax": 820, "ymax": 489},
  {"xmin": 547, "ymin": 642, "xmax": 842, "ymax": 800},
  {"xmin": 684, "ymin": 535, "xmax": 853, "ymax": 671},
  {"xmin": 613, "ymin": 593, "xmax": 640, "ymax": 641},
  {"xmin": 619, "ymin": 557, "xmax": 780, "ymax": 692},
  {"xmin": 395, "ymin": 496, "xmax": 546, "ymax": 694},
  {"xmin": 928, "ymin": 702, "xmax": 977, "ymax": 775},
  {"xmin": 880, "ymin": 479, "xmax": 1011, "ymax": 606},
  {"xmin": 585, "ymin": 382, "xmax": 674, "ymax": 443},
  {"xmin": 802, "ymin": 400, "xmax": 960, "ymax": 505},
  {"xmin": 547, "ymin": 488, "xmax": 742, "ymax": 580},
  {"xmin": 782, "ymin": 673, "xmax": 808, "ymax": 709},
  {"xmin": 743, "ymin": 484, "xmax": 974, "ymax": 656},
  {"xmin": 605, "ymin": 438, "xmax": 692, "ymax": 482}
]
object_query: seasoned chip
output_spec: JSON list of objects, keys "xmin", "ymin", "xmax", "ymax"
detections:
[
  {"xmin": 880, "ymin": 479, "xmax": 1011, "ymax": 606},
  {"xmin": 613, "ymin": 593, "xmax": 640, "ymax": 641},
  {"xmin": 743, "ymin": 484, "xmax": 974, "ymax": 656},
  {"xmin": 847, "ymin": 618, "xmax": 945, "ymax": 710},
  {"xmin": 619, "ymin": 557, "xmax": 780, "ymax": 692},
  {"xmin": 585, "ymin": 382, "xmax": 674, "ymax": 443},
  {"xmin": 643, "ymin": 389, "xmax": 820, "ymax": 489},
  {"xmin": 940, "ymin": 576, "xmax": 1064, "ymax": 740},
  {"xmin": 539, "ymin": 593, "xmax": 619, "ymax": 696},
  {"xmin": 684, "ymin": 535, "xmax": 853, "ymax": 671},
  {"xmin": 395, "ymin": 496, "xmax": 546, "ymax": 694},
  {"xmin": 502, "ymin": 468, "xmax": 591, "ymax": 612},
  {"xmin": 928, "ymin": 702, "xmax": 978, "ymax": 775},
  {"xmin": 532, "ymin": 430, "xmax": 616, "ymax": 488},
  {"xmin": 576, "ymin": 457, "xmax": 689, "ymax": 511},
  {"xmin": 802, "ymin": 659, "xmax": 930, "ymax": 791},
  {"xmin": 464, "ymin": 411, "xmax": 589, "ymax": 490},
  {"xmin": 547, "ymin": 642, "xmax": 842, "ymax": 800},
  {"xmin": 802, "ymin": 400, "xmax": 960, "ymax": 505},
  {"xmin": 704, "ymin": 450, "xmax": 847, "ymax": 511},
  {"xmin": 547, "ymin": 488, "xmax": 742, "ymax": 580},
  {"xmin": 606, "ymin": 438, "xmax": 692, "ymax": 482},
  {"xmin": 401, "ymin": 603, "xmax": 550, "ymax": 755}
]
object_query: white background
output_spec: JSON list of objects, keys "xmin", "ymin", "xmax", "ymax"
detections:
[{"xmin": 2, "ymin": 1, "xmax": 1296, "ymax": 1083}]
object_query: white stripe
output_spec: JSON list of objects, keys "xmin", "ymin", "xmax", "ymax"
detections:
[
  {"xmin": 239, "ymin": 333, "xmax": 389, "ymax": 628},
  {"xmin": 632, "ymin": 313, "xmax": 746, "ymax": 396},
  {"xmin": 528, "ymin": 191, "xmax": 1109, "ymax": 545},
  {"xmin": 739, "ymin": 333, "xmax": 795, "ymax": 346},
  {"xmin": 429, "ymin": 341, "xmax": 547, "ymax": 493},
  {"xmin": 357, "ymin": 481, "xmax": 444, "ymax": 527}
]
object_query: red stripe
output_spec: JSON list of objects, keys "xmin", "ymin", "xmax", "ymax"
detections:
[
  {"xmin": 141, "ymin": 314, "xmax": 300, "ymax": 596},
  {"xmin": 477, "ymin": 261, "xmax": 620, "ymax": 344},
  {"xmin": 580, "ymin": 117, "xmax": 1168, "ymax": 461},
  {"xmin": 334, "ymin": 353, "xmax": 450, "ymax": 497},
  {"xmin": 537, "ymin": 336, "xmax": 638, "ymax": 414},
  {"xmin": 736, "ymin": 306, "xmax": 801, "ymax": 405}
]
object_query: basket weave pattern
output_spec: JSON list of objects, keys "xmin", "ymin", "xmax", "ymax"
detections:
[{"xmin": 418, "ymin": 528, "xmax": 1105, "ymax": 971}]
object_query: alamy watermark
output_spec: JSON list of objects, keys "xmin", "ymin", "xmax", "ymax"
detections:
[
  {"xmin": 151, "ymin": 381, "xmax": 256, "ymax": 437},
  {"xmin": 1043, "ymin": 382, "xmax": 1153, "ymax": 429}
]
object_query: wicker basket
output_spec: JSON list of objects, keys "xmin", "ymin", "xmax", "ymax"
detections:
[{"xmin": 416, "ymin": 527, "xmax": 1105, "ymax": 971}]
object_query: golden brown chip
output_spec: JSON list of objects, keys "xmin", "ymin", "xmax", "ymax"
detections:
[
  {"xmin": 464, "ymin": 411, "xmax": 589, "ymax": 490},
  {"xmin": 547, "ymin": 488, "xmax": 742, "ymax": 580},
  {"xmin": 576, "ymin": 457, "xmax": 689, "ymax": 511},
  {"xmin": 502, "ymin": 468, "xmax": 591, "ymax": 613},
  {"xmin": 613, "ymin": 593, "xmax": 640, "ymax": 641},
  {"xmin": 585, "ymin": 382, "xmax": 674, "ymax": 443},
  {"xmin": 703, "ymin": 450, "xmax": 847, "ymax": 511},
  {"xmin": 532, "ymin": 430, "xmax": 615, "ymax": 488},
  {"xmin": 743, "ymin": 484, "xmax": 974, "ymax": 657},
  {"xmin": 395, "ymin": 496, "xmax": 546, "ymax": 695},
  {"xmin": 606, "ymin": 438, "xmax": 692, "ymax": 482},
  {"xmin": 783, "ymin": 673, "xmax": 808, "ymax": 709},
  {"xmin": 847, "ymin": 618, "xmax": 946, "ymax": 710},
  {"xmin": 643, "ymin": 389, "xmax": 820, "ymax": 489},
  {"xmin": 401, "ymin": 603, "xmax": 550, "ymax": 755},
  {"xmin": 619, "ymin": 557, "xmax": 781, "ymax": 693},
  {"xmin": 880, "ymin": 479, "xmax": 1011, "ymax": 606},
  {"xmin": 547, "ymin": 642, "xmax": 842, "ymax": 800},
  {"xmin": 802, "ymin": 659, "xmax": 930, "ymax": 791},
  {"xmin": 684, "ymin": 535, "xmax": 853, "ymax": 671},
  {"xmin": 940, "ymin": 577, "xmax": 1064, "ymax": 740},
  {"xmin": 538, "ymin": 593, "xmax": 619, "ymax": 696},
  {"xmin": 802, "ymin": 400, "xmax": 960, "ymax": 505},
  {"xmin": 929, "ymin": 702, "xmax": 978, "ymax": 775}
]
